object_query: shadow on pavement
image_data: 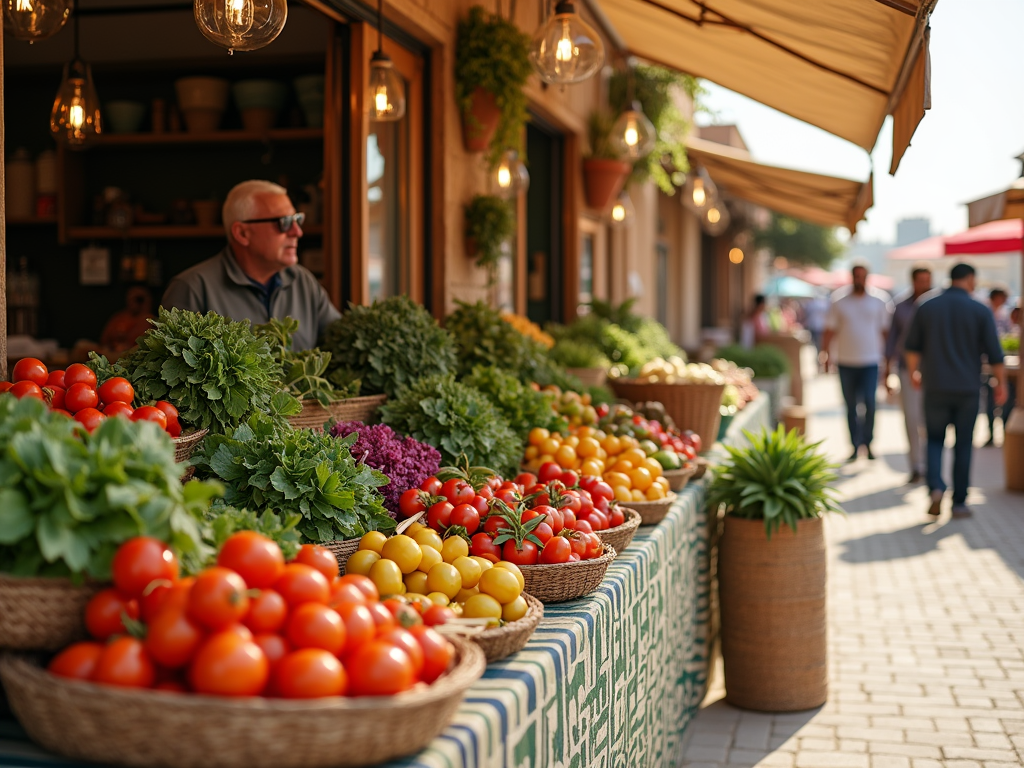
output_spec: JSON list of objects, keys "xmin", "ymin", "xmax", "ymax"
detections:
[{"xmin": 837, "ymin": 519, "xmax": 962, "ymax": 564}]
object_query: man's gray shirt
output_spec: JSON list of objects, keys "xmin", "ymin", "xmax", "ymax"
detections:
[
  {"xmin": 884, "ymin": 290, "xmax": 921, "ymax": 371},
  {"xmin": 161, "ymin": 247, "xmax": 341, "ymax": 351}
]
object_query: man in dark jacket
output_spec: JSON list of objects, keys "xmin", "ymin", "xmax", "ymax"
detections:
[{"xmin": 904, "ymin": 263, "xmax": 1006, "ymax": 518}]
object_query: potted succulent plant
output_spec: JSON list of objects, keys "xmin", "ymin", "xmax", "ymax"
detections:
[
  {"xmin": 583, "ymin": 111, "xmax": 632, "ymax": 211},
  {"xmin": 706, "ymin": 425, "xmax": 841, "ymax": 712},
  {"xmin": 455, "ymin": 5, "xmax": 532, "ymax": 167},
  {"xmin": 464, "ymin": 194, "xmax": 515, "ymax": 276}
]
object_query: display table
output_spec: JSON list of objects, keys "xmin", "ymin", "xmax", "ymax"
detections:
[{"xmin": 0, "ymin": 397, "xmax": 771, "ymax": 768}]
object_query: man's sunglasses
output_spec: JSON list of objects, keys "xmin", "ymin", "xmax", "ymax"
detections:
[{"xmin": 241, "ymin": 212, "xmax": 306, "ymax": 232}]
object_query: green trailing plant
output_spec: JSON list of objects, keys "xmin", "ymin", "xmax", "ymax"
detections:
[
  {"xmin": 548, "ymin": 338, "xmax": 610, "ymax": 370},
  {"xmin": 379, "ymin": 373, "xmax": 521, "ymax": 477},
  {"xmin": 455, "ymin": 5, "xmax": 532, "ymax": 167},
  {"xmin": 255, "ymin": 317, "xmax": 359, "ymax": 406},
  {"xmin": 706, "ymin": 425, "xmax": 842, "ymax": 539},
  {"xmin": 465, "ymin": 195, "xmax": 516, "ymax": 274},
  {"xmin": 463, "ymin": 364, "xmax": 567, "ymax": 443},
  {"xmin": 715, "ymin": 344, "xmax": 790, "ymax": 379},
  {"xmin": 321, "ymin": 296, "xmax": 458, "ymax": 399},
  {"xmin": 586, "ymin": 111, "xmax": 622, "ymax": 161}
]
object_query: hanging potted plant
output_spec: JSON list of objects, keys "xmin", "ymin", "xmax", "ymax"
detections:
[
  {"xmin": 706, "ymin": 425, "xmax": 842, "ymax": 712},
  {"xmin": 455, "ymin": 5, "xmax": 532, "ymax": 166},
  {"xmin": 583, "ymin": 111, "xmax": 632, "ymax": 211},
  {"xmin": 464, "ymin": 194, "xmax": 515, "ymax": 278}
]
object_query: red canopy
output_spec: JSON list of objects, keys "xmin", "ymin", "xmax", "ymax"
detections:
[
  {"xmin": 786, "ymin": 267, "xmax": 894, "ymax": 290},
  {"xmin": 888, "ymin": 219, "xmax": 1024, "ymax": 260}
]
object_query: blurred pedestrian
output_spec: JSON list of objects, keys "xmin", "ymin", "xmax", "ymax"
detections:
[
  {"xmin": 822, "ymin": 264, "xmax": 893, "ymax": 462},
  {"xmin": 804, "ymin": 292, "xmax": 829, "ymax": 354},
  {"xmin": 883, "ymin": 266, "xmax": 932, "ymax": 483},
  {"xmin": 740, "ymin": 294, "xmax": 771, "ymax": 349},
  {"xmin": 982, "ymin": 288, "xmax": 1012, "ymax": 445},
  {"xmin": 904, "ymin": 263, "xmax": 1006, "ymax": 519}
]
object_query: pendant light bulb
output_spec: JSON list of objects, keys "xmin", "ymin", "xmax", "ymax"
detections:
[
  {"xmin": 3, "ymin": 0, "xmax": 70, "ymax": 42},
  {"xmin": 193, "ymin": 0, "xmax": 287, "ymax": 54},
  {"xmin": 682, "ymin": 167, "xmax": 719, "ymax": 214},
  {"xmin": 50, "ymin": 58, "xmax": 102, "ymax": 146},
  {"xmin": 367, "ymin": 0, "xmax": 405, "ymax": 122},
  {"xmin": 529, "ymin": 0, "xmax": 604, "ymax": 85},
  {"xmin": 611, "ymin": 101, "xmax": 656, "ymax": 159},
  {"xmin": 701, "ymin": 201, "xmax": 731, "ymax": 236},
  {"xmin": 609, "ymin": 190, "xmax": 635, "ymax": 227},
  {"xmin": 494, "ymin": 149, "xmax": 529, "ymax": 198}
]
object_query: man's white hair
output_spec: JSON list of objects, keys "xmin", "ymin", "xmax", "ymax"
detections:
[{"xmin": 222, "ymin": 180, "xmax": 288, "ymax": 239}]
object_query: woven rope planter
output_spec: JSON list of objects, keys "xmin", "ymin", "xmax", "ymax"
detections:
[
  {"xmin": 662, "ymin": 465, "xmax": 697, "ymax": 492},
  {"xmin": 0, "ymin": 575, "xmax": 104, "ymax": 651},
  {"xmin": 628, "ymin": 492, "xmax": 677, "ymax": 526},
  {"xmin": 519, "ymin": 546, "xmax": 615, "ymax": 603},
  {"xmin": 596, "ymin": 508, "xmax": 641, "ymax": 554},
  {"xmin": 173, "ymin": 429, "xmax": 208, "ymax": 464},
  {"xmin": 287, "ymin": 394, "xmax": 388, "ymax": 431},
  {"xmin": 0, "ymin": 636, "xmax": 486, "ymax": 768},
  {"xmin": 609, "ymin": 379, "xmax": 725, "ymax": 450},
  {"xmin": 718, "ymin": 516, "xmax": 827, "ymax": 712},
  {"xmin": 473, "ymin": 593, "xmax": 544, "ymax": 662}
]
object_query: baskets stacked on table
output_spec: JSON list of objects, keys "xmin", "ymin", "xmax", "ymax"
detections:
[
  {"xmin": 609, "ymin": 379, "xmax": 725, "ymax": 450},
  {"xmin": 287, "ymin": 394, "xmax": 388, "ymax": 431},
  {"xmin": 519, "ymin": 545, "xmax": 616, "ymax": 603},
  {"xmin": 596, "ymin": 508, "xmax": 641, "ymax": 554},
  {"xmin": 662, "ymin": 464, "xmax": 698, "ymax": 492},
  {"xmin": 625, "ymin": 492, "xmax": 678, "ymax": 526},
  {"xmin": 469, "ymin": 593, "xmax": 544, "ymax": 662}
]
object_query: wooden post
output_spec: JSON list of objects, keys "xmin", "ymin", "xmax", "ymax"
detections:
[{"xmin": 0, "ymin": 21, "xmax": 7, "ymax": 380}]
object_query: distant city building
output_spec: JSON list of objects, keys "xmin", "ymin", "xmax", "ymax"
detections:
[{"xmin": 896, "ymin": 218, "xmax": 931, "ymax": 246}]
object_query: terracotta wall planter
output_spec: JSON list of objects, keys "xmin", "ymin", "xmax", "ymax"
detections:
[
  {"xmin": 718, "ymin": 515, "xmax": 827, "ymax": 712},
  {"xmin": 461, "ymin": 87, "xmax": 501, "ymax": 153},
  {"xmin": 582, "ymin": 158, "xmax": 632, "ymax": 211}
]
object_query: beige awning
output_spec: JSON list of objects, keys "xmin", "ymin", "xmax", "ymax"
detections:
[
  {"xmin": 592, "ymin": 0, "xmax": 936, "ymax": 173},
  {"xmin": 685, "ymin": 136, "xmax": 873, "ymax": 233}
]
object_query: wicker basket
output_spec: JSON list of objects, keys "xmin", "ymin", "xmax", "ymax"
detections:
[
  {"xmin": 287, "ymin": 394, "xmax": 388, "ymax": 431},
  {"xmin": 691, "ymin": 456, "xmax": 710, "ymax": 481},
  {"xmin": 0, "ymin": 574, "xmax": 104, "ymax": 651},
  {"xmin": 472, "ymin": 593, "xmax": 544, "ymax": 662},
  {"xmin": 325, "ymin": 539, "xmax": 361, "ymax": 571},
  {"xmin": 609, "ymin": 379, "xmax": 725, "ymax": 449},
  {"xmin": 565, "ymin": 367, "xmax": 607, "ymax": 388},
  {"xmin": 629, "ymin": 492, "xmax": 678, "ymax": 526},
  {"xmin": 596, "ymin": 508, "xmax": 641, "ymax": 554},
  {"xmin": 173, "ymin": 429, "xmax": 208, "ymax": 465},
  {"xmin": 0, "ymin": 636, "xmax": 486, "ymax": 768},
  {"xmin": 519, "ymin": 545, "xmax": 615, "ymax": 604},
  {"xmin": 662, "ymin": 465, "xmax": 697, "ymax": 492}
]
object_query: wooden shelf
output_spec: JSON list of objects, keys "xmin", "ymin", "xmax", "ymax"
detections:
[
  {"xmin": 6, "ymin": 216, "xmax": 58, "ymax": 226},
  {"xmin": 67, "ymin": 224, "xmax": 323, "ymax": 240},
  {"xmin": 88, "ymin": 128, "xmax": 323, "ymax": 147}
]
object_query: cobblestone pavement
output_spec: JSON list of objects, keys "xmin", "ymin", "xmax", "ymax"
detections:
[{"xmin": 680, "ymin": 370, "xmax": 1024, "ymax": 768}]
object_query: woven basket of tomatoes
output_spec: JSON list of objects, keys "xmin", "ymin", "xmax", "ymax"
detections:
[
  {"xmin": 0, "ymin": 575, "xmax": 103, "ymax": 651},
  {"xmin": 467, "ymin": 592, "xmax": 544, "ymax": 662},
  {"xmin": 596, "ymin": 507, "xmax": 642, "ymax": 555},
  {"xmin": 3, "ymin": 535, "xmax": 486, "ymax": 768}
]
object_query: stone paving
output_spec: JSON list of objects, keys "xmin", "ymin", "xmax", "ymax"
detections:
[{"xmin": 680, "ymin": 370, "xmax": 1024, "ymax": 768}]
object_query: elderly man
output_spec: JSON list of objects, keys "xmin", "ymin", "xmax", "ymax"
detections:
[{"xmin": 161, "ymin": 180, "xmax": 340, "ymax": 350}]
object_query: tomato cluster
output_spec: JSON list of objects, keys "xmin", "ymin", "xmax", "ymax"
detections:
[
  {"xmin": 49, "ymin": 534, "xmax": 455, "ymax": 698},
  {"xmin": 3, "ymin": 357, "xmax": 181, "ymax": 436}
]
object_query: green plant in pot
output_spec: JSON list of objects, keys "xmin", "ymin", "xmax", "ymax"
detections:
[
  {"xmin": 707, "ymin": 425, "xmax": 841, "ymax": 712},
  {"xmin": 583, "ymin": 110, "xmax": 632, "ymax": 212},
  {"xmin": 455, "ymin": 5, "xmax": 532, "ymax": 167},
  {"xmin": 464, "ymin": 194, "xmax": 515, "ymax": 277}
]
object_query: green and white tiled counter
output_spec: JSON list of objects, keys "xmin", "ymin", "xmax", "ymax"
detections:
[{"xmin": 0, "ymin": 396, "xmax": 770, "ymax": 768}]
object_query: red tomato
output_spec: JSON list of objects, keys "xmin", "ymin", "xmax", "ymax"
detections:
[
  {"xmin": 112, "ymin": 536, "xmax": 179, "ymax": 599},
  {"xmin": 589, "ymin": 511, "xmax": 609, "ymax": 531},
  {"xmin": 165, "ymin": 417, "xmax": 182, "ymax": 438},
  {"xmin": 419, "ymin": 476, "xmax": 442, "ymax": 495},
  {"xmin": 537, "ymin": 462, "xmax": 562, "ymax": 483},
  {"xmin": 10, "ymin": 381, "xmax": 43, "ymax": 400},
  {"xmin": 426, "ymin": 500, "xmax": 453, "ymax": 531},
  {"xmin": 253, "ymin": 633, "xmax": 291, "ymax": 669},
  {"xmin": 366, "ymin": 602, "xmax": 396, "ymax": 634},
  {"xmin": 559, "ymin": 470, "xmax": 580, "ymax": 487},
  {"xmin": 275, "ymin": 649, "xmax": 347, "ymax": 698},
  {"xmin": 74, "ymin": 408, "xmax": 105, "ymax": 432},
  {"xmin": 92, "ymin": 636, "xmax": 156, "ymax": 688},
  {"xmin": 130, "ymin": 405, "xmax": 167, "ymax": 430},
  {"xmin": 12, "ymin": 358, "xmax": 48, "ymax": 386},
  {"xmin": 421, "ymin": 604, "xmax": 455, "ymax": 627},
  {"xmin": 494, "ymin": 488, "xmax": 521, "ymax": 507},
  {"xmin": 45, "ymin": 370, "xmax": 66, "ymax": 389},
  {"xmin": 470, "ymin": 532, "xmax": 502, "ymax": 562},
  {"xmin": 379, "ymin": 627, "xmax": 424, "ymax": 677},
  {"xmin": 561, "ymin": 508, "xmax": 576, "ymax": 529},
  {"xmin": 533, "ymin": 522, "xmax": 554, "ymax": 545},
  {"xmin": 469, "ymin": 495, "xmax": 490, "ymax": 515},
  {"xmin": 346, "ymin": 641, "xmax": 415, "ymax": 696},
  {"xmin": 42, "ymin": 386, "xmax": 65, "ymax": 410},
  {"xmin": 188, "ymin": 567, "xmax": 250, "ymax": 630},
  {"xmin": 476, "ymin": 485, "xmax": 493, "ymax": 500},
  {"xmin": 217, "ymin": 531, "xmax": 285, "ymax": 589},
  {"xmin": 561, "ymin": 490, "xmax": 582, "ymax": 515},
  {"xmin": 64, "ymin": 363, "xmax": 97, "ymax": 389},
  {"xmin": 98, "ymin": 377, "xmax": 134, "ymax": 405},
  {"xmin": 540, "ymin": 537, "xmax": 572, "ymax": 564},
  {"xmin": 243, "ymin": 589, "xmax": 288, "ymax": 634},
  {"xmin": 398, "ymin": 488, "xmax": 427, "ymax": 518},
  {"xmin": 335, "ymin": 574, "xmax": 379, "ymax": 602},
  {"xmin": 145, "ymin": 608, "xmax": 205, "ymax": 668},
  {"xmin": 188, "ymin": 628, "xmax": 268, "ymax": 697},
  {"xmin": 609, "ymin": 507, "xmax": 625, "ymax": 528},
  {"xmin": 584, "ymin": 533, "xmax": 604, "ymax": 560},
  {"xmin": 329, "ymin": 583, "xmax": 367, "ymax": 607},
  {"xmin": 51, "ymin": 408, "xmax": 73, "ymax": 418},
  {"xmin": 0, "ymin": 382, "xmax": 12, "ymax": 393},
  {"xmin": 153, "ymin": 400, "xmax": 179, "ymax": 421},
  {"xmin": 574, "ymin": 519, "xmax": 594, "ymax": 535},
  {"xmin": 449, "ymin": 503, "xmax": 480, "ymax": 535},
  {"xmin": 570, "ymin": 535, "xmax": 587, "ymax": 559},
  {"xmin": 440, "ymin": 478, "xmax": 474, "ymax": 506},
  {"xmin": 482, "ymin": 515, "xmax": 506, "ymax": 536},
  {"xmin": 274, "ymin": 563, "xmax": 331, "ymax": 607},
  {"xmin": 141, "ymin": 577, "xmax": 193, "ymax": 623},
  {"xmin": 85, "ymin": 588, "xmax": 139, "ymax": 640},
  {"xmin": 334, "ymin": 602, "xmax": 376, "ymax": 656},
  {"xmin": 286, "ymin": 603, "xmax": 346, "ymax": 655},
  {"xmin": 103, "ymin": 401, "xmax": 134, "ymax": 418},
  {"xmin": 408, "ymin": 625, "xmax": 454, "ymax": 684},
  {"xmin": 591, "ymin": 481, "xmax": 614, "ymax": 501},
  {"xmin": 514, "ymin": 472, "xmax": 537, "ymax": 488},
  {"xmin": 295, "ymin": 544, "xmax": 340, "ymax": 582},
  {"xmin": 48, "ymin": 641, "xmax": 103, "ymax": 680},
  {"xmin": 502, "ymin": 540, "xmax": 539, "ymax": 566},
  {"xmin": 65, "ymin": 383, "xmax": 99, "ymax": 413}
]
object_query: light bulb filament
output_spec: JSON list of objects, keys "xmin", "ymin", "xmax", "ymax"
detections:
[
  {"xmin": 225, "ymin": 0, "xmax": 253, "ymax": 36},
  {"xmin": 624, "ymin": 123, "xmax": 639, "ymax": 148},
  {"xmin": 497, "ymin": 165, "xmax": 512, "ymax": 189},
  {"xmin": 374, "ymin": 87, "xmax": 390, "ymax": 115},
  {"xmin": 692, "ymin": 180, "xmax": 706, "ymax": 207},
  {"xmin": 611, "ymin": 204, "xmax": 625, "ymax": 222},
  {"xmin": 555, "ymin": 18, "xmax": 574, "ymax": 62},
  {"xmin": 15, "ymin": 0, "xmax": 34, "ymax": 12},
  {"xmin": 69, "ymin": 102, "xmax": 85, "ymax": 129}
]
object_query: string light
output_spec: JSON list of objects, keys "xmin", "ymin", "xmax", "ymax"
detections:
[
  {"xmin": 193, "ymin": 0, "xmax": 287, "ymax": 53},
  {"xmin": 367, "ymin": 0, "xmax": 405, "ymax": 121}
]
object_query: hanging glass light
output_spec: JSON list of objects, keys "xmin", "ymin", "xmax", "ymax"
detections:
[
  {"xmin": 50, "ymin": 5, "xmax": 101, "ymax": 147},
  {"xmin": 367, "ymin": 0, "xmax": 405, "ymax": 121},
  {"xmin": 682, "ymin": 166, "xmax": 719, "ymax": 214},
  {"xmin": 529, "ymin": 0, "xmax": 604, "ymax": 86},
  {"xmin": 3, "ymin": 0, "xmax": 70, "ymax": 42},
  {"xmin": 611, "ymin": 101, "xmax": 656, "ymax": 160},
  {"xmin": 701, "ymin": 201, "xmax": 731, "ymax": 236},
  {"xmin": 494, "ymin": 149, "xmax": 530, "ymax": 198},
  {"xmin": 609, "ymin": 190, "xmax": 635, "ymax": 227},
  {"xmin": 193, "ymin": 0, "xmax": 286, "ymax": 54}
]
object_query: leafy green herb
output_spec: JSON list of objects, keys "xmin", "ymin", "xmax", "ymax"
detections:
[
  {"xmin": 463, "ymin": 365, "xmax": 566, "ymax": 443},
  {"xmin": 379, "ymin": 374, "xmax": 521, "ymax": 478},
  {"xmin": 206, "ymin": 507, "xmax": 302, "ymax": 562},
  {"xmin": 195, "ymin": 413, "xmax": 395, "ymax": 543},
  {"xmin": 322, "ymin": 296, "xmax": 458, "ymax": 399},
  {"xmin": 547, "ymin": 338, "xmax": 610, "ymax": 370},
  {"xmin": 255, "ymin": 317, "xmax": 359, "ymax": 407},
  {"xmin": 0, "ymin": 396, "xmax": 220, "ymax": 579},
  {"xmin": 464, "ymin": 195, "xmax": 515, "ymax": 274}
]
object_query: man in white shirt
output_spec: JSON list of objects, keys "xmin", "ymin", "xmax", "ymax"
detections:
[{"xmin": 822, "ymin": 264, "xmax": 894, "ymax": 462}]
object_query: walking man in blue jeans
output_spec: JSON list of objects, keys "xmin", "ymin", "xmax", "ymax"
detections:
[
  {"xmin": 903, "ymin": 263, "xmax": 1007, "ymax": 518},
  {"xmin": 822, "ymin": 264, "xmax": 893, "ymax": 462}
]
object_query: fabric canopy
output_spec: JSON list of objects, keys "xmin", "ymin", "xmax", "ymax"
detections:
[
  {"xmin": 684, "ymin": 136, "xmax": 873, "ymax": 233},
  {"xmin": 593, "ymin": 0, "xmax": 935, "ymax": 171},
  {"xmin": 887, "ymin": 234, "xmax": 946, "ymax": 260},
  {"xmin": 888, "ymin": 219, "xmax": 1023, "ymax": 260}
]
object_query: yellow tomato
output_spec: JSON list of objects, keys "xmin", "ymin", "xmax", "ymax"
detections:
[
  {"xmin": 501, "ymin": 595, "xmax": 529, "ymax": 622},
  {"xmin": 537, "ymin": 454, "xmax": 556, "ymax": 467},
  {"xmin": 564, "ymin": 435, "xmax": 579, "ymax": 448},
  {"xmin": 492, "ymin": 561, "xmax": 525, "ymax": 590},
  {"xmin": 601, "ymin": 435, "xmax": 621, "ymax": 455},
  {"xmin": 576, "ymin": 436, "xmax": 600, "ymax": 458},
  {"xmin": 455, "ymin": 587, "xmax": 480, "ymax": 603},
  {"xmin": 470, "ymin": 556, "xmax": 494, "ymax": 574},
  {"xmin": 412, "ymin": 528, "xmax": 443, "ymax": 552},
  {"xmin": 577, "ymin": 426, "xmax": 595, "ymax": 439},
  {"xmin": 441, "ymin": 536, "xmax": 469, "ymax": 564},
  {"xmin": 452, "ymin": 556, "xmax": 483, "ymax": 589},
  {"xmin": 358, "ymin": 531, "xmax": 387, "ymax": 554},
  {"xmin": 406, "ymin": 593, "xmax": 432, "ymax": 612},
  {"xmin": 614, "ymin": 484, "xmax": 634, "ymax": 503},
  {"xmin": 608, "ymin": 459, "xmax": 634, "ymax": 474},
  {"xmin": 597, "ymin": 447, "xmax": 608, "ymax": 461},
  {"xmin": 368, "ymin": 558, "xmax": 404, "ymax": 596},
  {"xmin": 644, "ymin": 458, "xmax": 663, "ymax": 478},
  {"xmin": 524, "ymin": 445, "xmax": 539, "ymax": 460},
  {"xmin": 345, "ymin": 549, "xmax": 381, "ymax": 576},
  {"xmin": 461, "ymin": 594, "xmax": 503, "ymax": 621},
  {"xmin": 645, "ymin": 484, "xmax": 667, "ymax": 500},
  {"xmin": 580, "ymin": 459, "xmax": 604, "ymax": 477},
  {"xmin": 622, "ymin": 448, "xmax": 647, "ymax": 466},
  {"xmin": 405, "ymin": 522, "xmax": 426, "ymax": 536},
  {"xmin": 403, "ymin": 571, "xmax": 429, "ymax": 595},
  {"xmin": 540, "ymin": 437, "xmax": 562, "ymax": 457},
  {"xmin": 655, "ymin": 476, "xmax": 671, "ymax": 492},
  {"xmin": 627, "ymin": 467, "xmax": 653, "ymax": 492},
  {"xmin": 554, "ymin": 444, "xmax": 578, "ymax": 468},
  {"xmin": 426, "ymin": 591, "xmax": 450, "ymax": 606},
  {"xmin": 479, "ymin": 567, "xmax": 521, "ymax": 604},
  {"xmin": 604, "ymin": 471, "xmax": 631, "ymax": 489},
  {"xmin": 425, "ymin": 563, "xmax": 462, "ymax": 600},
  {"xmin": 417, "ymin": 545, "xmax": 443, "ymax": 573},
  {"xmin": 528, "ymin": 427, "xmax": 550, "ymax": 447},
  {"xmin": 381, "ymin": 535, "xmax": 422, "ymax": 574},
  {"xmin": 631, "ymin": 489, "xmax": 646, "ymax": 502},
  {"xmin": 620, "ymin": 435, "xmax": 639, "ymax": 451}
]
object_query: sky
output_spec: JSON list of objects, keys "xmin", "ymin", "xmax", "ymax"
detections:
[{"xmin": 693, "ymin": 0, "xmax": 1024, "ymax": 246}]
